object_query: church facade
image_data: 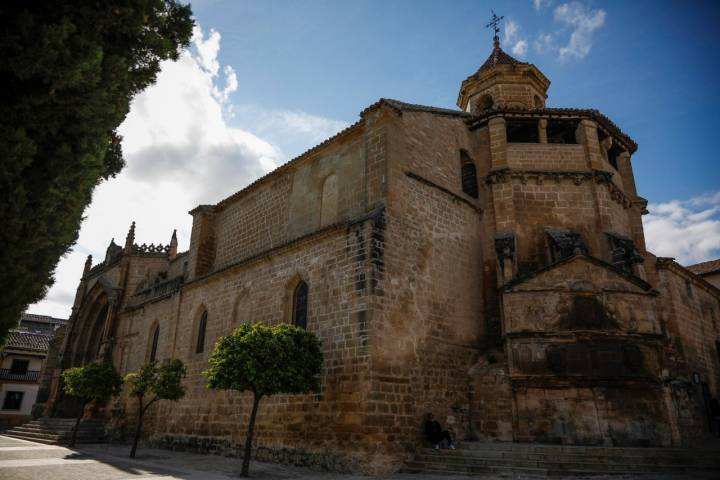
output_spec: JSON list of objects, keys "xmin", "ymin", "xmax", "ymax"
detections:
[{"xmin": 39, "ymin": 37, "xmax": 720, "ymax": 473}]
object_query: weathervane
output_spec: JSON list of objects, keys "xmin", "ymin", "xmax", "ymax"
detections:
[{"xmin": 486, "ymin": 9, "xmax": 504, "ymax": 46}]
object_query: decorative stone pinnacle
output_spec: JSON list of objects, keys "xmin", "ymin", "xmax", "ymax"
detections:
[
  {"xmin": 125, "ymin": 221, "xmax": 136, "ymax": 250},
  {"xmin": 169, "ymin": 229, "xmax": 178, "ymax": 259},
  {"xmin": 83, "ymin": 254, "xmax": 93, "ymax": 274},
  {"xmin": 486, "ymin": 9, "xmax": 504, "ymax": 48}
]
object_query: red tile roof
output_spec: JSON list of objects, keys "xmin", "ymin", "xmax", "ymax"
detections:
[
  {"xmin": 4, "ymin": 330, "xmax": 52, "ymax": 353},
  {"xmin": 687, "ymin": 259, "xmax": 720, "ymax": 276}
]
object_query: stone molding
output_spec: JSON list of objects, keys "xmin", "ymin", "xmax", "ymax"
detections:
[{"xmin": 485, "ymin": 168, "xmax": 634, "ymax": 209}]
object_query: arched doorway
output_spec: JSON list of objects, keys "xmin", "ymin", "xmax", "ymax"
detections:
[
  {"xmin": 69, "ymin": 293, "xmax": 110, "ymax": 368},
  {"xmin": 54, "ymin": 286, "xmax": 112, "ymax": 417}
]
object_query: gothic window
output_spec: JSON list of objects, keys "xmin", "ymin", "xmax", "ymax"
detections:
[
  {"xmin": 460, "ymin": 151, "xmax": 479, "ymax": 198},
  {"xmin": 686, "ymin": 280, "xmax": 694, "ymax": 299},
  {"xmin": 546, "ymin": 229, "xmax": 587, "ymax": 263},
  {"xmin": 506, "ymin": 120, "xmax": 539, "ymax": 143},
  {"xmin": 320, "ymin": 174, "xmax": 338, "ymax": 227},
  {"xmin": 196, "ymin": 311, "xmax": 207, "ymax": 354},
  {"xmin": 293, "ymin": 281, "xmax": 309, "ymax": 329},
  {"xmin": 149, "ymin": 325, "xmax": 159, "ymax": 362}
]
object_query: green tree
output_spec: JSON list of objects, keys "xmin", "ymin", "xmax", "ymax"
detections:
[
  {"xmin": 62, "ymin": 362, "xmax": 123, "ymax": 447},
  {"xmin": 204, "ymin": 324, "xmax": 323, "ymax": 477},
  {"xmin": 124, "ymin": 358, "xmax": 187, "ymax": 458},
  {"xmin": 0, "ymin": 1, "xmax": 193, "ymax": 345}
]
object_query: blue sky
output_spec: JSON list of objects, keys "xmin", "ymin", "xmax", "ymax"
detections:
[
  {"xmin": 194, "ymin": 0, "xmax": 719, "ymax": 201},
  {"xmin": 32, "ymin": 0, "xmax": 720, "ymax": 317}
]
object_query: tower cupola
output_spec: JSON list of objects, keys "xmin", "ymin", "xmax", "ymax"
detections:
[{"xmin": 457, "ymin": 12, "xmax": 550, "ymax": 113}]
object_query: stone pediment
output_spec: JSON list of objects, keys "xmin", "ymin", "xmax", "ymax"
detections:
[
  {"xmin": 502, "ymin": 254, "xmax": 653, "ymax": 295},
  {"xmin": 502, "ymin": 255, "xmax": 661, "ymax": 335}
]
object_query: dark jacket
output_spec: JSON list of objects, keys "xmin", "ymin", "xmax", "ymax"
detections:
[{"xmin": 425, "ymin": 419, "xmax": 443, "ymax": 441}]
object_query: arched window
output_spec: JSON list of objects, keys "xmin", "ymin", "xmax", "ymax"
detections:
[
  {"xmin": 460, "ymin": 151, "xmax": 479, "ymax": 198},
  {"xmin": 196, "ymin": 311, "xmax": 207, "ymax": 354},
  {"xmin": 293, "ymin": 281, "xmax": 309, "ymax": 329},
  {"xmin": 473, "ymin": 94, "xmax": 494, "ymax": 113},
  {"xmin": 533, "ymin": 94, "xmax": 543, "ymax": 108},
  {"xmin": 149, "ymin": 325, "xmax": 160, "ymax": 362},
  {"xmin": 320, "ymin": 174, "xmax": 338, "ymax": 227}
]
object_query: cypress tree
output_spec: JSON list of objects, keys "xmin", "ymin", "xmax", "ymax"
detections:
[{"xmin": 0, "ymin": 1, "xmax": 193, "ymax": 344}]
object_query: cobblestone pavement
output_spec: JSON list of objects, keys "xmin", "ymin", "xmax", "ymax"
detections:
[{"xmin": 0, "ymin": 435, "xmax": 716, "ymax": 480}]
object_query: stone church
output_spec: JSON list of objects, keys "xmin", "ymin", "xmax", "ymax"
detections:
[{"xmin": 37, "ymin": 33, "xmax": 720, "ymax": 473}]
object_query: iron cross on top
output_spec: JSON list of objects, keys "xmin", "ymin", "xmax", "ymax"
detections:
[{"xmin": 486, "ymin": 10, "xmax": 504, "ymax": 39}]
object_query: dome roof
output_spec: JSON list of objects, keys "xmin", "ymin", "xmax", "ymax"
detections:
[{"xmin": 476, "ymin": 41, "xmax": 526, "ymax": 74}]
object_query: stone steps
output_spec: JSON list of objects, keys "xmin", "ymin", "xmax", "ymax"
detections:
[
  {"xmin": 2, "ymin": 417, "xmax": 107, "ymax": 445},
  {"xmin": 403, "ymin": 442, "xmax": 720, "ymax": 477},
  {"xmin": 417, "ymin": 447, "xmax": 712, "ymax": 465},
  {"xmin": 408, "ymin": 456, "xmax": 717, "ymax": 473}
]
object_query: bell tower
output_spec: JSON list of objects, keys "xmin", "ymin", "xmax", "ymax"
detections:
[{"xmin": 457, "ymin": 11, "xmax": 550, "ymax": 113}]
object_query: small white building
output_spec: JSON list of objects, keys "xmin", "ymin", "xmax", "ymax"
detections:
[{"xmin": 1, "ymin": 314, "xmax": 66, "ymax": 427}]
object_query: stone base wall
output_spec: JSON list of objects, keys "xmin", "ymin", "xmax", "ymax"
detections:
[
  {"xmin": 512, "ymin": 385, "xmax": 671, "ymax": 447},
  {"xmin": 151, "ymin": 435, "xmax": 366, "ymax": 473}
]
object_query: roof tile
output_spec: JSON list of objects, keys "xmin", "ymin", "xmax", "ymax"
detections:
[{"xmin": 4, "ymin": 330, "xmax": 52, "ymax": 353}]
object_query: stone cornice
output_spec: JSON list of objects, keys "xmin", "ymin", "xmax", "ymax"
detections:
[
  {"xmin": 656, "ymin": 257, "xmax": 720, "ymax": 297},
  {"xmin": 509, "ymin": 375, "xmax": 662, "ymax": 389},
  {"xmin": 485, "ymin": 168, "xmax": 634, "ymax": 209}
]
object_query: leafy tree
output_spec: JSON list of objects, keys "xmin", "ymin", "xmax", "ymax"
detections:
[
  {"xmin": 204, "ymin": 324, "xmax": 323, "ymax": 477},
  {"xmin": 62, "ymin": 362, "xmax": 123, "ymax": 447},
  {"xmin": 124, "ymin": 358, "xmax": 187, "ymax": 458},
  {"xmin": 0, "ymin": 1, "xmax": 194, "ymax": 345}
]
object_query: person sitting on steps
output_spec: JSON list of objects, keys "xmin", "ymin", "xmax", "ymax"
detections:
[{"xmin": 424, "ymin": 412, "xmax": 455, "ymax": 449}]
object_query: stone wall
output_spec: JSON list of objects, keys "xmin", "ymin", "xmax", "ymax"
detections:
[
  {"xmin": 363, "ymin": 109, "xmax": 486, "ymax": 466},
  {"xmin": 115, "ymin": 221, "xmax": 380, "ymax": 470},
  {"xmin": 210, "ymin": 128, "xmax": 365, "ymax": 272},
  {"xmin": 506, "ymin": 144, "xmax": 586, "ymax": 171}
]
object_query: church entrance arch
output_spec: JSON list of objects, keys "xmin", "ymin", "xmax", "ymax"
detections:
[{"xmin": 68, "ymin": 284, "xmax": 112, "ymax": 368}]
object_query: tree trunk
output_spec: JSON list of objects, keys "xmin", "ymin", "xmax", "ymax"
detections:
[
  {"xmin": 69, "ymin": 401, "xmax": 86, "ymax": 447},
  {"xmin": 130, "ymin": 396, "xmax": 144, "ymax": 458},
  {"xmin": 240, "ymin": 394, "xmax": 262, "ymax": 477}
]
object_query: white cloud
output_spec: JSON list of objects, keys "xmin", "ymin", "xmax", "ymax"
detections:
[
  {"xmin": 30, "ymin": 24, "xmax": 346, "ymax": 318},
  {"xmin": 533, "ymin": 0, "xmax": 552, "ymax": 11},
  {"xmin": 193, "ymin": 27, "xmax": 221, "ymax": 75},
  {"xmin": 235, "ymin": 107, "xmax": 349, "ymax": 160},
  {"xmin": 512, "ymin": 40, "xmax": 529, "ymax": 56},
  {"xmin": 534, "ymin": 33, "xmax": 557, "ymax": 54},
  {"xmin": 644, "ymin": 192, "xmax": 720, "ymax": 266},
  {"xmin": 554, "ymin": 2, "xmax": 606, "ymax": 60},
  {"xmin": 503, "ymin": 19, "xmax": 529, "ymax": 58}
]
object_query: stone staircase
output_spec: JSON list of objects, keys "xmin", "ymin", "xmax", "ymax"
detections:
[
  {"xmin": 403, "ymin": 441, "xmax": 720, "ymax": 477},
  {"xmin": 2, "ymin": 417, "xmax": 106, "ymax": 445}
]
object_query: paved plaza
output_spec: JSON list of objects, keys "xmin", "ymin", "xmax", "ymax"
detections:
[{"xmin": 0, "ymin": 435, "xmax": 716, "ymax": 480}]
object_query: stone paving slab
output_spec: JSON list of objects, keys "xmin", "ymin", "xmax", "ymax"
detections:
[{"xmin": 0, "ymin": 435, "xmax": 717, "ymax": 480}]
